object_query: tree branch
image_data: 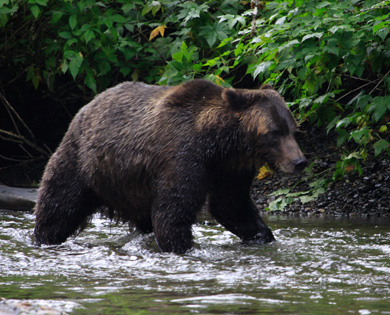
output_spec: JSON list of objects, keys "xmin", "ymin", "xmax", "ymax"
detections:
[
  {"xmin": 369, "ymin": 69, "xmax": 390, "ymax": 95},
  {"xmin": 0, "ymin": 91, "xmax": 35, "ymax": 140},
  {"xmin": 0, "ymin": 129, "xmax": 50, "ymax": 158},
  {"xmin": 251, "ymin": 0, "xmax": 260, "ymax": 37}
]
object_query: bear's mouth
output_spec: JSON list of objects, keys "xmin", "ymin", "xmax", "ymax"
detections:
[
  {"xmin": 274, "ymin": 157, "xmax": 308, "ymax": 174},
  {"xmin": 274, "ymin": 160, "xmax": 295, "ymax": 174}
]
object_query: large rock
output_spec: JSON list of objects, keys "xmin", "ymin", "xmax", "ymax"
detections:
[{"xmin": 0, "ymin": 184, "xmax": 37, "ymax": 211}]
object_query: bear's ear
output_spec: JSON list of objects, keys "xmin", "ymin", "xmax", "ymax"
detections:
[
  {"xmin": 259, "ymin": 84, "xmax": 274, "ymax": 90},
  {"xmin": 222, "ymin": 88, "xmax": 250, "ymax": 111}
]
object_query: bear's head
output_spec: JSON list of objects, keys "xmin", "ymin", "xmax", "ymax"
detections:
[{"xmin": 222, "ymin": 85, "xmax": 307, "ymax": 173}]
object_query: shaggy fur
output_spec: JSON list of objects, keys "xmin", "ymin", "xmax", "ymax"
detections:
[{"xmin": 34, "ymin": 79, "xmax": 307, "ymax": 253}]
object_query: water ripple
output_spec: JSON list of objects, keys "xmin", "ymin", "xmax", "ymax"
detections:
[{"xmin": 1, "ymin": 211, "xmax": 390, "ymax": 313}]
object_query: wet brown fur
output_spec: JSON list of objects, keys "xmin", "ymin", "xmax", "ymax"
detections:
[
  {"xmin": 238, "ymin": 106, "xmax": 270, "ymax": 136},
  {"xmin": 34, "ymin": 79, "xmax": 306, "ymax": 253}
]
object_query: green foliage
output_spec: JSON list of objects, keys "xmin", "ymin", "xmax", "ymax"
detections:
[
  {"xmin": 1, "ymin": 0, "xmax": 389, "ymax": 178},
  {"xmin": 267, "ymin": 175, "xmax": 329, "ymax": 212},
  {"xmin": 241, "ymin": 0, "xmax": 390, "ymax": 177},
  {"xmin": 0, "ymin": 0, "xmax": 245, "ymax": 94}
]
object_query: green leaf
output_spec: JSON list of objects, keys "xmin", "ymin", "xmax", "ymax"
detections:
[
  {"xmin": 151, "ymin": 1, "xmax": 161, "ymax": 16},
  {"xmin": 369, "ymin": 96, "xmax": 388, "ymax": 122},
  {"xmin": 219, "ymin": 14, "xmax": 245, "ymax": 30},
  {"xmin": 376, "ymin": 27, "xmax": 389, "ymax": 41},
  {"xmin": 83, "ymin": 30, "xmax": 95, "ymax": 44},
  {"xmin": 329, "ymin": 24, "xmax": 354, "ymax": 34},
  {"xmin": 323, "ymin": 44, "xmax": 339, "ymax": 56},
  {"xmin": 350, "ymin": 127, "xmax": 369, "ymax": 143},
  {"xmin": 122, "ymin": 3, "xmax": 135, "ymax": 14},
  {"xmin": 314, "ymin": 93, "xmax": 334, "ymax": 104},
  {"xmin": 299, "ymin": 195, "xmax": 317, "ymax": 204},
  {"xmin": 302, "ymin": 32, "xmax": 323, "ymax": 42},
  {"xmin": 337, "ymin": 129, "xmax": 349, "ymax": 146},
  {"xmin": 110, "ymin": 14, "xmax": 127, "ymax": 23},
  {"xmin": 51, "ymin": 11, "xmax": 63, "ymax": 24},
  {"xmin": 30, "ymin": 5, "xmax": 40, "ymax": 18},
  {"xmin": 67, "ymin": 52, "xmax": 83, "ymax": 80},
  {"xmin": 26, "ymin": 65, "xmax": 41, "ymax": 89},
  {"xmin": 98, "ymin": 59, "xmax": 111, "ymax": 75},
  {"xmin": 253, "ymin": 61, "xmax": 273, "ymax": 78},
  {"xmin": 103, "ymin": 17, "xmax": 113, "ymax": 28},
  {"xmin": 200, "ymin": 25, "xmax": 218, "ymax": 47},
  {"xmin": 142, "ymin": 1, "xmax": 161, "ymax": 17},
  {"xmin": 316, "ymin": 2, "xmax": 331, "ymax": 8},
  {"xmin": 267, "ymin": 196, "xmax": 293, "ymax": 212},
  {"xmin": 199, "ymin": 23, "xmax": 228, "ymax": 48},
  {"xmin": 275, "ymin": 16, "xmax": 286, "ymax": 25},
  {"xmin": 326, "ymin": 115, "xmax": 341, "ymax": 134},
  {"xmin": 102, "ymin": 46, "xmax": 118, "ymax": 63},
  {"xmin": 336, "ymin": 117, "xmax": 352, "ymax": 129},
  {"xmin": 141, "ymin": 2, "xmax": 152, "ymax": 16},
  {"xmin": 373, "ymin": 139, "xmax": 390, "ymax": 157},
  {"xmin": 35, "ymin": 0, "xmax": 47, "ymax": 5},
  {"xmin": 347, "ymin": 91, "xmax": 372, "ymax": 111},
  {"xmin": 344, "ymin": 152, "xmax": 363, "ymax": 161},
  {"xmin": 278, "ymin": 39, "xmax": 299, "ymax": 52},
  {"xmin": 379, "ymin": 125, "xmax": 387, "ymax": 133},
  {"xmin": 69, "ymin": 14, "xmax": 77, "ymax": 30},
  {"xmin": 269, "ymin": 188, "xmax": 290, "ymax": 196},
  {"xmin": 85, "ymin": 70, "xmax": 96, "ymax": 93},
  {"xmin": 58, "ymin": 31, "xmax": 72, "ymax": 39},
  {"xmin": 172, "ymin": 41, "xmax": 187, "ymax": 63},
  {"xmin": 119, "ymin": 66, "xmax": 131, "ymax": 77},
  {"xmin": 177, "ymin": 2, "xmax": 209, "ymax": 25},
  {"xmin": 61, "ymin": 59, "xmax": 68, "ymax": 74},
  {"xmin": 373, "ymin": 21, "xmax": 390, "ymax": 36},
  {"xmin": 309, "ymin": 179, "xmax": 329, "ymax": 190},
  {"xmin": 120, "ymin": 47, "xmax": 136, "ymax": 61}
]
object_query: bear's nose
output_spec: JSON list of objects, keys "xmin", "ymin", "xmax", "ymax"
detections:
[{"xmin": 293, "ymin": 157, "xmax": 308, "ymax": 172}]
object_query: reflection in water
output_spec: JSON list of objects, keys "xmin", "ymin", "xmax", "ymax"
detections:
[{"xmin": 0, "ymin": 210, "xmax": 389, "ymax": 314}]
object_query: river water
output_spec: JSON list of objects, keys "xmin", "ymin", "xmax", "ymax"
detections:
[{"xmin": 0, "ymin": 210, "xmax": 389, "ymax": 314}]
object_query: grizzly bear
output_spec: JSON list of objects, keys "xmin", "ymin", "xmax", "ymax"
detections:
[{"xmin": 34, "ymin": 79, "xmax": 307, "ymax": 253}]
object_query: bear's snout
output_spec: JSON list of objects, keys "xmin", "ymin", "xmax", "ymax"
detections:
[
  {"xmin": 293, "ymin": 157, "xmax": 308, "ymax": 172},
  {"xmin": 275, "ymin": 135, "xmax": 307, "ymax": 174}
]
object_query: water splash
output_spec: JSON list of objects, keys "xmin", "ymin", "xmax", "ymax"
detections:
[{"xmin": 1, "ymin": 211, "xmax": 390, "ymax": 314}]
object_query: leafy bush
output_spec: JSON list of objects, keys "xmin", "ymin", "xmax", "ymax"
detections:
[
  {"xmin": 221, "ymin": 0, "xmax": 390, "ymax": 176},
  {"xmin": 0, "ymin": 0, "xmax": 245, "ymax": 94}
]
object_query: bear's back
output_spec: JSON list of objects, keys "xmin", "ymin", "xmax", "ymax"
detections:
[
  {"xmin": 83, "ymin": 81, "xmax": 170, "ymax": 119},
  {"xmin": 66, "ymin": 82, "xmax": 200, "ymax": 184}
]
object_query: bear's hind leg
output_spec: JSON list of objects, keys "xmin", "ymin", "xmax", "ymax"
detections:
[
  {"xmin": 34, "ymin": 168, "xmax": 100, "ymax": 245},
  {"xmin": 134, "ymin": 215, "xmax": 153, "ymax": 234}
]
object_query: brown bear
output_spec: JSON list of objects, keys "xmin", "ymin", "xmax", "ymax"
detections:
[{"xmin": 34, "ymin": 79, "xmax": 307, "ymax": 253}]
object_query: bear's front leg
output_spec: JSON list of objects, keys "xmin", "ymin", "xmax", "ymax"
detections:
[
  {"xmin": 152, "ymin": 211, "xmax": 194, "ymax": 253},
  {"xmin": 152, "ymin": 174, "xmax": 207, "ymax": 253},
  {"xmin": 208, "ymin": 170, "xmax": 275, "ymax": 245}
]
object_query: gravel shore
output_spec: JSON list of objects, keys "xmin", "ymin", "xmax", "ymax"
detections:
[{"xmin": 252, "ymin": 126, "xmax": 390, "ymax": 217}]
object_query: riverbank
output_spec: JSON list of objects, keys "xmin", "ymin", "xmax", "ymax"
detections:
[
  {"xmin": 252, "ymin": 126, "xmax": 390, "ymax": 217},
  {"xmin": 0, "ymin": 126, "xmax": 389, "ymax": 216}
]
